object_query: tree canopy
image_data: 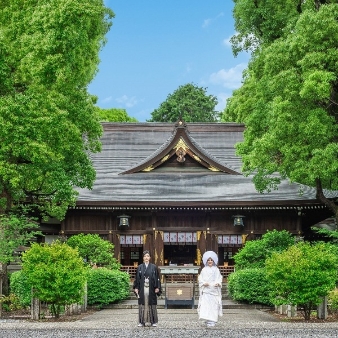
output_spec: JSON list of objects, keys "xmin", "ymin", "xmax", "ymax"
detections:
[
  {"xmin": 97, "ymin": 107, "xmax": 138, "ymax": 122},
  {"xmin": 0, "ymin": 212, "xmax": 41, "ymax": 264},
  {"xmin": 148, "ymin": 83, "xmax": 219, "ymax": 122},
  {"xmin": 223, "ymin": 1, "xmax": 338, "ymax": 220},
  {"xmin": 266, "ymin": 242, "xmax": 338, "ymax": 320},
  {"xmin": 0, "ymin": 0, "xmax": 114, "ymax": 219},
  {"xmin": 67, "ymin": 233, "xmax": 120, "ymax": 269}
]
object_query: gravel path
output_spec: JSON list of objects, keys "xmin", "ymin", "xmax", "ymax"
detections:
[{"xmin": 1, "ymin": 308, "xmax": 338, "ymax": 337}]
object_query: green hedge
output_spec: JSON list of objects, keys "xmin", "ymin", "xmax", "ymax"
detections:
[
  {"xmin": 10, "ymin": 268, "xmax": 130, "ymax": 309},
  {"xmin": 87, "ymin": 268, "xmax": 130, "ymax": 306},
  {"xmin": 228, "ymin": 268, "xmax": 273, "ymax": 306}
]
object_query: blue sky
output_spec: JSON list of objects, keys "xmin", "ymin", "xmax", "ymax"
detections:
[{"xmin": 89, "ymin": 1, "xmax": 249, "ymax": 122}]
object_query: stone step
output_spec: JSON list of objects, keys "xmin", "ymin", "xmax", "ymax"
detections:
[{"xmin": 104, "ymin": 299, "xmax": 273, "ymax": 310}]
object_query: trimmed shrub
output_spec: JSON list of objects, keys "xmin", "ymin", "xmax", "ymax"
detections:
[
  {"xmin": 22, "ymin": 241, "xmax": 87, "ymax": 318},
  {"xmin": 87, "ymin": 268, "xmax": 129, "ymax": 306},
  {"xmin": 228, "ymin": 268, "xmax": 273, "ymax": 306}
]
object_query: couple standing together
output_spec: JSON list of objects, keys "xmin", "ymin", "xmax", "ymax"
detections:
[{"xmin": 133, "ymin": 250, "xmax": 223, "ymax": 328}]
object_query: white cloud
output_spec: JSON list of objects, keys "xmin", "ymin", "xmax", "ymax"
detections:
[
  {"xmin": 202, "ymin": 19, "xmax": 212, "ymax": 28},
  {"xmin": 208, "ymin": 63, "xmax": 247, "ymax": 90},
  {"xmin": 101, "ymin": 96, "xmax": 113, "ymax": 103},
  {"xmin": 116, "ymin": 95, "xmax": 139, "ymax": 108},
  {"xmin": 202, "ymin": 12, "xmax": 224, "ymax": 28},
  {"xmin": 215, "ymin": 92, "xmax": 231, "ymax": 112},
  {"xmin": 222, "ymin": 35, "xmax": 232, "ymax": 47}
]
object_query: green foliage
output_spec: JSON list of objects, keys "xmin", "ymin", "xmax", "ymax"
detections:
[
  {"xmin": 21, "ymin": 241, "xmax": 87, "ymax": 318},
  {"xmin": 0, "ymin": 0, "xmax": 114, "ymax": 218},
  {"xmin": 266, "ymin": 242, "xmax": 338, "ymax": 320},
  {"xmin": 234, "ymin": 230, "xmax": 294, "ymax": 269},
  {"xmin": 87, "ymin": 268, "xmax": 129, "ymax": 307},
  {"xmin": 66, "ymin": 233, "xmax": 120, "ymax": 269},
  {"xmin": 228, "ymin": 268, "xmax": 273, "ymax": 306},
  {"xmin": 9, "ymin": 270, "xmax": 31, "ymax": 307},
  {"xmin": 223, "ymin": 1, "xmax": 338, "ymax": 217},
  {"xmin": 0, "ymin": 293, "xmax": 23, "ymax": 312},
  {"xmin": 311, "ymin": 226, "xmax": 338, "ymax": 243},
  {"xmin": 97, "ymin": 107, "xmax": 138, "ymax": 122},
  {"xmin": 148, "ymin": 83, "xmax": 219, "ymax": 122},
  {"xmin": 231, "ymin": 0, "xmax": 301, "ymax": 55},
  {"xmin": 0, "ymin": 212, "xmax": 41, "ymax": 263},
  {"xmin": 328, "ymin": 288, "xmax": 338, "ymax": 315}
]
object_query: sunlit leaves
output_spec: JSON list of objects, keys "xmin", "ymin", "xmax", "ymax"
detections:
[
  {"xmin": 223, "ymin": 2, "xmax": 338, "ymax": 197},
  {"xmin": 148, "ymin": 83, "xmax": 219, "ymax": 122},
  {"xmin": 266, "ymin": 242, "xmax": 338, "ymax": 319},
  {"xmin": 0, "ymin": 1, "xmax": 114, "ymax": 218}
]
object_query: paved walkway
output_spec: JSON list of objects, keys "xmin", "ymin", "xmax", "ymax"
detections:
[{"xmin": 1, "ymin": 307, "xmax": 338, "ymax": 337}]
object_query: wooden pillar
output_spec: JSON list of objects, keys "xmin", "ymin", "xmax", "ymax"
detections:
[
  {"xmin": 153, "ymin": 231, "xmax": 164, "ymax": 266},
  {"xmin": 143, "ymin": 234, "xmax": 151, "ymax": 252},
  {"xmin": 112, "ymin": 233, "xmax": 120, "ymax": 262},
  {"xmin": 206, "ymin": 233, "xmax": 218, "ymax": 253},
  {"xmin": 196, "ymin": 231, "xmax": 207, "ymax": 267}
]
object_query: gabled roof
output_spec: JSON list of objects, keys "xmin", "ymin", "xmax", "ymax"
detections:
[
  {"xmin": 74, "ymin": 122, "xmax": 337, "ymax": 208},
  {"xmin": 121, "ymin": 119, "xmax": 240, "ymax": 175}
]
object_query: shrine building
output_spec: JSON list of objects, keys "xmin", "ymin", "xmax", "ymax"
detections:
[{"xmin": 40, "ymin": 120, "xmax": 334, "ymax": 275}]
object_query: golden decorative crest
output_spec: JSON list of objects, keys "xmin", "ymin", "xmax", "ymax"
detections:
[
  {"xmin": 142, "ymin": 165, "xmax": 154, "ymax": 172},
  {"xmin": 174, "ymin": 138, "xmax": 189, "ymax": 151},
  {"xmin": 161, "ymin": 155, "xmax": 170, "ymax": 162},
  {"xmin": 192, "ymin": 154, "xmax": 201, "ymax": 162},
  {"xmin": 208, "ymin": 166, "xmax": 220, "ymax": 172},
  {"xmin": 177, "ymin": 289, "xmax": 183, "ymax": 295}
]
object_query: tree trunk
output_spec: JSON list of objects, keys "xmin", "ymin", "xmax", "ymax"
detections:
[
  {"xmin": 316, "ymin": 178, "xmax": 338, "ymax": 228},
  {"xmin": 303, "ymin": 303, "xmax": 312, "ymax": 321}
]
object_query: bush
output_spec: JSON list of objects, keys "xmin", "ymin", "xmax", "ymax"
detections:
[
  {"xmin": 228, "ymin": 268, "xmax": 273, "ymax": 306},
  {"xmin": 328, "ymin": 288, "xmax": 338, "ymax": 315},
  {"xmin": 22, "ymin": 241, "xmax": 88, "ymax": 318},
  {"xmin": 234, "ymin": 230, "xmax": 294, "ymax": 269},
  {"xmin": 87, "ymin": 268, "xmax": 129, "ymax": 307},
  {"xmin": 266, "ymin": 242, "xmax": 338, "ymax": 320},
  {"xmin": 67, "ymin": 233, "xmax": 120, "ymax": 269},
  {"xmin": 0, "ymin": 293, "xmax": 23, "ymax": 312},
  {"xmin": 9, "ymin": 271, "xmax": 31, "ymax": 307}
]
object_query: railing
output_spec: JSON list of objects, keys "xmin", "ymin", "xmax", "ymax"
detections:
[
  {"xmin": 219, "ymin": 265, "xmax": 235, "ymax": 279},
  {"xmin": 120, "ymin": 266, "xmax": 138, "ymax": 280},
  {"xmin": 120, "ymin": 265, "xmax": 235, "ymax": 281}
]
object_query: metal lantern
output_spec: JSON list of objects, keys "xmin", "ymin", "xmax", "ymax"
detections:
[{"xmin": 233, "ymin": 215, "xmax": 245, "ymax": 226}]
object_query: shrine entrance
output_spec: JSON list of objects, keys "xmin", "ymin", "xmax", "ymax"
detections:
[{"xmin": 164, "ymin": 244, "xmax": 197, "ymax": 266}]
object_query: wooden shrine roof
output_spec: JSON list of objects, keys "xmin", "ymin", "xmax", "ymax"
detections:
[{"xmin": 74, "ymin": 122, "xmax": 337, "ymax": 208}]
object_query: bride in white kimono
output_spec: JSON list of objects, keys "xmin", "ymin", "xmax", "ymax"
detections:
[{"xmin": 198, "ymin": 251, "xmax": 223, "ymax": 327}]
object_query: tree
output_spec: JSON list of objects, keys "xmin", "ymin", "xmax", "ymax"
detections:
[
  {"xmin": 230, "ymin": 0, "xmax": 302, "ymax": 55},
  {"xmin": 233, "ymin": 230, "xmax": 294, "ymax": 270},
  {"xmin": 0, "ymin": 212, "xmax": 40, "ymax": 264},
  {"xmin": 266, "ymin": 242, "xmax": 338, "ymax": 320},
  {"xmin": 66, "ymin": 233, "xmax": 120, "ymax": 269},
  {"xmin": 223, "ymin": 2, "xmax": 338, "ymax": 222},
  {"xmin": 97, "ymin": 107, "xmax": 138, "ymax": 122},
  {"xmin": 21, "ymin": 241, "xmax": 87, "ymax": 318},
  {"xmin": 0, "ymin": 0, "xmax": 114, "ymax": 219},
  {"xmin": 148, "ymin": 83, "xmax": 219, "ymax": 122}
]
